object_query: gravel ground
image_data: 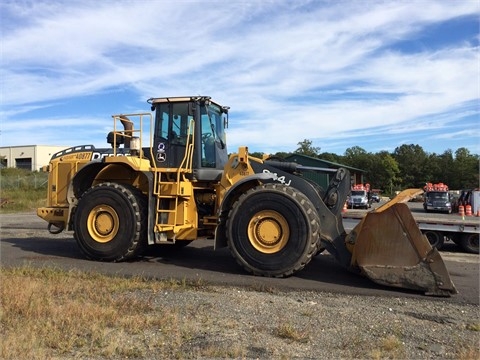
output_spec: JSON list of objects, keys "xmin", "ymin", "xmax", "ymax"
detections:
[
  {"xmin": 122, "ymin": 285, "xmax": 479, "ymax": 359},
  {"xmin": 1, "ymin": 213, "xmax": 478, "ymax": 359}
]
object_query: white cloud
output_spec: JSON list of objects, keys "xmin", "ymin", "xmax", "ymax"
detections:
[{"xmin": 0, "ymin": 0, "xmax": 478, "ymax": 155}]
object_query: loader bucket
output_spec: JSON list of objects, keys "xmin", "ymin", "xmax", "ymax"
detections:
[{"xmin": 346, "ymin": 189, "xmax": 457, "ymax": 296}]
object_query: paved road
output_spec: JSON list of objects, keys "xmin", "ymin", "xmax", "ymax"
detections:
[{"xmin": 1, "ymin": 212, "xmax": 478, "ymax": 305}]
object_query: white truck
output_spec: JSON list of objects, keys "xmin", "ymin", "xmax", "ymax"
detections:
[
  {"xmin": 347, "ymin": 184, "xmax": 371, "ymax": 209},
  {"xmin": 423, "ymin": 182, "xmax": 452, "ymax": 214}
]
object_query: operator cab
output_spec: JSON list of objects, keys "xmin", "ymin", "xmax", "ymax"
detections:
[{"xmin": 148, "ymin": 96, "xmax": 229, "ymax": 181}]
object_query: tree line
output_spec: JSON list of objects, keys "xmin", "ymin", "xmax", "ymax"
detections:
[{"xmin": 251, "ymin": 140, "xmax": 479, "ymax": 195}]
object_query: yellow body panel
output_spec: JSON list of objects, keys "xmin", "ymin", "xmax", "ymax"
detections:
[
  {"xmin": 35, "ymin": 100, "xmax": 457, "ymax": 297},
  {"xmin": 104, "ymin": 155, "xmax": 152, "ymax": 172}
]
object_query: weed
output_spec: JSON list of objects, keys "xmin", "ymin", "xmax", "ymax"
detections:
[
  {"xmin": 456, "ymin": 345, "xmax": 480, "ymax": 360},
  {"xmin": 466, "ymin": 322, "xmax": 480, "ymax": 331},
  {"xmin": 299, "ymin": 307, "xmax": 315, "ymax": 317},
  {"xmin": 275, "ymin": 322, "xmax": 310, "ymax": 343},
  {"xmin": 381, "ymin": 334, "xmax": 403, "ymax": 351},
  {"xmin": 369, "ymin": 334, "xmax": 405, "ymax": 359},
  {"xmin": 247, "ymin": 282, "xmax": 279, "ymax": 294}
]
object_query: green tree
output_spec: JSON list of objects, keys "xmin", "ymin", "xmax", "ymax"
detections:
[
  {"xmin": 283, "ymin": 140, "xmax": 479, "ymax": 194},
  {"xmin": 249, "ymin": 151, "xmax": 265, "ymax": 159},
  {"xmin": 393, "ymin": 144, "xmax": 429, "ymax": 188},
  {"xmin": 318, "ymin": 152, "xmax": 344, "ymax": 164},
  {"xmin": 429, "ymin": 150, "xmax": 455, "ymax": 186},
  {"xmin": 272, "ymin": 151, "xmax": 291, "ymax": 159},
  {"xmin": 343, "ymin": 146, "xmax": 374, "ymax": 176},
  {"xmin": 294, "ymin": 139, "xmax": 320, "ymax": 157},
  {"xmin": 453, "ymin": 148, "xmax": 479, "ymax": 189},
  {"xmin": 370, "ymin": 151, "xmax": 400, "ymax": 195}
]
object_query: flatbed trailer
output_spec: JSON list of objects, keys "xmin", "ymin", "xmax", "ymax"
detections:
[{"xmin": 343, "ymin": 209, "xmax": 479, "ymax": 254}]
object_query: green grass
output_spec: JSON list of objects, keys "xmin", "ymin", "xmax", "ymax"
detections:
[{"xmin": 0, "ymin": 168, "xmax": 48, "ymax": 213}]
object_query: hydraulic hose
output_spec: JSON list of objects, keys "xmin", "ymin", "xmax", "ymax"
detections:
[{"xmin": 48, "ymin": 222, "xmax": 65, "ymax": 234}]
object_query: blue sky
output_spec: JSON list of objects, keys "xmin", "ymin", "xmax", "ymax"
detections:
[{"xmin": 1, "ymin": 0, "xmax": 479, "ymax": 156}]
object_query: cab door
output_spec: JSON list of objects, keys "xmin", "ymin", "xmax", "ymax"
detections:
[{"xmin": 153, "ymin": 102, "xmax": 193, "ymax": 169}]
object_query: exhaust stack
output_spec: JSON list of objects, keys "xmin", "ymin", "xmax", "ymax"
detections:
[{"xmin": 119, "ymin": 115, "xmax": 133, "ymax": 149}]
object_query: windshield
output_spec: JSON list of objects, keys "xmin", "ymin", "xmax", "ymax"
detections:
[
  {"xmin": 199, "ymin": 101, "xmax": 227, "ymax": 167},
  {"xmin": 351, "ymin": 191, "xmax": 366, "ymax": 196},
  {"xmin": 201, "ymin": 103, "xmax": 226, "ymax": 146},
  {"xmin": 427, "ymin": 192, "xmax": 449, "ymax": 200}
]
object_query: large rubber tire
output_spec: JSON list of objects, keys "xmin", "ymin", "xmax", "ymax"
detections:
[
  {"xmin": 459, "ymin": 233, "xmax": 479, "ymax": 254},
  {"xmin": 226, "ymin": 183, "xmax": 320, "ymax": 277},
  {"xmin": 422, "ymin": 230, "xmax": 445, "ymax": 250},
  {"xmin": 74, "ymin": 182, "xmax": 147, "ymax": 261}
]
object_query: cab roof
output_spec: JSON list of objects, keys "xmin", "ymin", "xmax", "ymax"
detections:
[{"xmin": 148, "ymin": 96, "xmax": 219, "ymax": 106}]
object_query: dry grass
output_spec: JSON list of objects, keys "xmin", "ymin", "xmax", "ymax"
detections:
[
  {"xmin": 466, "ymin": 323, "xmax": 480, "ymax": 332},
  {"xmin": 457, "ymin": 346, "xmax": 480, "ymax": 360},
  {"xmin": 275, "ymin": 322, "xmax": 310, "ymax": 343},
  {"xmin": 1, "ymin": 266, "xmax": 478, "ymax": 359},
  {"xmin": 0, "ymin": 266, "xmax": 214, "ymax": 359},
  {"xmin": 369, "ymin": 334, "xmax": 405, "ymax": 359}
]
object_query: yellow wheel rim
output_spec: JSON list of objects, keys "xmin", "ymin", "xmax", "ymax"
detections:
[
  {"xmin": 87, "ymin": 205, "xmax": 120, "ymax": 243},
  {"xmin": 247, "ymin": 210, "xmax": 289, "ymax": 253}
]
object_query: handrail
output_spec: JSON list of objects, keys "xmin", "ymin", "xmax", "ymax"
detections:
[
  {"xmin": 111, "ymin": 112, "xmax": 153, "ymax": 159},
  {"xmin": 177, "ymin": 119, "xmax": 195, "ymax": 179}
]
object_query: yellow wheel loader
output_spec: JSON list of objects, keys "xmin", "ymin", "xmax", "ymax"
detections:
[{"xmin": 37, "ymin": 96, "xmax": 456, "ymax": 296}]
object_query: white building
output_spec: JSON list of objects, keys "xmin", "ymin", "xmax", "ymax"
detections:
[{"xmin": 0, "ymin": 145, "xmax": 68, "ymax": 171}]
